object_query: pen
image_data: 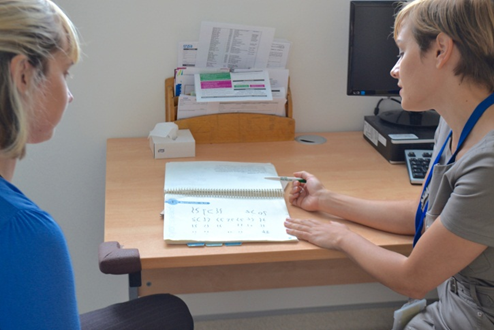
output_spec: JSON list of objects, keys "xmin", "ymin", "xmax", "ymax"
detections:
[{"xmin": 265, "ymin": 176, "xmax": 306, "ymax": 183}]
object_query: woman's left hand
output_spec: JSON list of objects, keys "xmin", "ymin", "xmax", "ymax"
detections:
[{"xmin": 284, "ymin": 218, "xmax": 350, "ymax": 250}]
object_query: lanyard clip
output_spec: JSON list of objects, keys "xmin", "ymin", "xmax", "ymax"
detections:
[{"xmin": 449, "ymin": 277, "xmax": 458, "ymax": 294}]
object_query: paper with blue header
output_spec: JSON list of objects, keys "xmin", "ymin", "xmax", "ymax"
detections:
[{"xmin": 163, "ymin": 161, "xmax": 297, "ymax": 245}]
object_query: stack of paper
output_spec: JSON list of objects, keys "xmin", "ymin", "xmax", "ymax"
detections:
[{"xmin": 173, "ymin": 21, "xmax": 291, "ymax": 119}]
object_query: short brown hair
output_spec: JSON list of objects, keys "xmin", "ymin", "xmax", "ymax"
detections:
[{"xmin": 395, "ymin": 0, "xmax": 494, "ymax": 92}]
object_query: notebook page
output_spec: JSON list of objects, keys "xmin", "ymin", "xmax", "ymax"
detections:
[
  {"xmin": 163, "ymin": 161, "xmax": 297, "ymax": 244},
  {"xmin": 164, "ymin": 161, "xmax": 283, "ymax": 193},
  {"xmin": 164, "ymin": 195, "xmax": 295, "ymax": 243}
]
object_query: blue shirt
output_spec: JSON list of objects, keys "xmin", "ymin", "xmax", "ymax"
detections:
[{"xmin": 0, "ymin": 177, "xmax": 80, "ymax": 329}]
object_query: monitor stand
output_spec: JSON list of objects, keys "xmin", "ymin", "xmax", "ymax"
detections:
[{"xmin": 378, "ymin": 109, "xmax": 440, "ymax": 128}]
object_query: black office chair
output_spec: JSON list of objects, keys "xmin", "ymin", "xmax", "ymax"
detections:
[{"xmin": 79, "ymin": 242, "xmax": 194, "ymax": 330}]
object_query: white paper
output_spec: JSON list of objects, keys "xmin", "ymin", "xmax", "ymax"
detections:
[
  {"xmin": 217, "ymin": 87, "xmax": 286, "ymax": 116},
  {"xmin": 195, "ymin": 21, "xmax": 275, "ymax": 69},
  {"xmin": 177, "ymin": 90, "xmax": 286, "ymax": 119},
  {"xmin": 179, "ymin": 38, "xmax": 291, "ymax": 70},
  {"xmin": 217, "ymin": 99, "xmax": 286, "ymax": 116},
  {"xmin": 194, "ymin": 70, "xmax": 273, "ymax": 102},
  {"xmin": 177, "ymin": 95, "xmax": 218, "ymax": 119},
  {"xmin": 267, "ymin": 39, "xmax": 291, "ymax": 69},
  {"xmin": 163, "ymin": 161, "xmax": 297, "ymax": 244},
  {"xmin": 177, "ymin": 41, "xmax": 198, "ymax": 67}
]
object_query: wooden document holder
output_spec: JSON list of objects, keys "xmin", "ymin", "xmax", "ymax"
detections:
[{"xmin": 164, "ymin": 77, "xmax": 295, "ymax": 144}]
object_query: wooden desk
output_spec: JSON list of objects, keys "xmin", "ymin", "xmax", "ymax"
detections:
[{"xmin": 105, "ymin": 132, "xmax": 421, "ymax": 296}]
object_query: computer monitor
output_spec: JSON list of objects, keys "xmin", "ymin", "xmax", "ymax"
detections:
[{"xmin": 347, "ymin": 1, "xmax": 439, "ymax": 127}]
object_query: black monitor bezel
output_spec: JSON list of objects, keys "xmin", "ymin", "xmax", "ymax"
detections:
[{"xmin": 347, "ymin": 1, "xmax": 403, "ymax": 97}]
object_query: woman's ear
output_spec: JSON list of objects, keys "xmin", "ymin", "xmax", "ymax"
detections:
[
  {"xmin": 434, "ymin": 32, "xmax": 455, "ymax": 69},
  {"xmin": 10, "ymin": 54, "xmax": 34, "ymax": 95}
]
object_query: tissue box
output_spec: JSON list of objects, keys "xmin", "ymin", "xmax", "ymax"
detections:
[{"xmin": 149, "ymin": 129, "xmax": 195, "ymax": 159}]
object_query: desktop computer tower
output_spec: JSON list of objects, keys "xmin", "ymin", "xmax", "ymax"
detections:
[{"xmin": 363, "ymin": 115, "xmax": 436, "ymax": 163}]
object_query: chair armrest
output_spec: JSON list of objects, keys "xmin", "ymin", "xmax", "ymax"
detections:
[{"xmin": 98, "ymin": 241, "xmax": 141, "ymax": 275}]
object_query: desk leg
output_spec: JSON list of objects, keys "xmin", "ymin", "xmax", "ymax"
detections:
[{"xmin": 129, "ymin": 271, "xmax": 141, "ymax": 300}]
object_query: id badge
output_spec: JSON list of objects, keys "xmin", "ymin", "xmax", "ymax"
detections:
[{"xmin": 392, "ymin": 299, "xmax": 427, "ymax": 330}]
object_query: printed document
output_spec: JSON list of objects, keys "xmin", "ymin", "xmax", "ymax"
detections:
[
  {"xmin": 267, "ymin": 39, "xmax": 291, "ymax": 68},
  {"xmin": 195, "ymin": 21, "xmax": 275, "ymax": 69},
  {"xmin": 194, "ymin": 71, "xmax": 273, "ymax": 102},
  {"xmin": 177, "ymin": 41, "xmax": 198, "ymax": 67},
  {"xmin": 177, "ymin": 39, "xmax": 291, "ymax": 70},
  {"xmin": 174, "ymin": 67, "xmax": 229, "ymax": 97}
]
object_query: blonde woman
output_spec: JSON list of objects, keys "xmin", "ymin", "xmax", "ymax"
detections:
[{"xmin": 0, "ymin": 1, "xmax": 192, "ymax": 329}]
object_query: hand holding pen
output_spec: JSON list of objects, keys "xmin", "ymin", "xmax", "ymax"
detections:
[{"xmin": 285, "ymin": 171, "xmax": 324, "ymax": 212}]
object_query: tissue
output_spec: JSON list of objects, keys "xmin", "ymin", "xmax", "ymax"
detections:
[
  {"xmin": 149, "ymin": 122, "xmax": 178, "ymax": 140},
  {"xmin": 148, "ymin": 123, "xmax": 195, "ymax": 159}
]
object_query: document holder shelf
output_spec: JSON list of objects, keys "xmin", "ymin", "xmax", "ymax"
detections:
[{"xmin": 164, "ymin": 77, "xmax": 295, "ymax": 144}]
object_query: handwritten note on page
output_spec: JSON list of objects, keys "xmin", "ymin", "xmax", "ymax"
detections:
[{"xmin": 163, "ymin": 161, "xmax": 297, "ymax": 244}]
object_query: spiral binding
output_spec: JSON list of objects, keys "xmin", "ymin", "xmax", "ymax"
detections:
[{"xmin": 164, "ymin": 188, "xmax": 284, "ymax": 198}]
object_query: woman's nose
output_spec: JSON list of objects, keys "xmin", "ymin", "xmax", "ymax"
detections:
[{"xmin": 390, "ymin": 60, "xmax": 400, "ymax": 79}]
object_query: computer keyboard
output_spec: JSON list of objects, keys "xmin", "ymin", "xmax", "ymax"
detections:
[{"xmin": 405, "ymin": 149, "xmax": 433, "ymax": 185}]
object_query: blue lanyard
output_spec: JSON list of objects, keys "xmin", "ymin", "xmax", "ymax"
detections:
[{"xmin": 413, "ymin": 92, "xmax": 494, "ymax": 247}]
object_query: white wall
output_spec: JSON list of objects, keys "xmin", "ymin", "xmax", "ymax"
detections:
[{"xmin": 13, "ymin": 0, "xmax": 417, "ymax": 316}]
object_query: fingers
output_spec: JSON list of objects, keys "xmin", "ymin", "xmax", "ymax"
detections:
[
  {"xmin": 284, "ymin": 218, "xmax": 312, "ymax": 231},
  {"xmin": 288, "ymin": 183, "xmax": 305, "ymax": 205},
  {"xmin": 293, "ymin": 171, "xmax": 310, "ymax": 181},
  {"xmin": 294, "ymin": 172, "xmax": 310, "ymax": 187},
  {"xmin": 285, "ymin": 218, "xmax": 322, "ymax": 243},
  {"xmin": 284, "ymin": 218, "xmax": 308, "ymax": 240},
  {"xmin": 285, "ymin": 217, "xmax": 302, "ymax": 228},
  {"xmin": 290, "ymin": 171, "xmax": 311, "ymax": 199},
  {"xmin": 292, "ymin": 187, "xmax": 305, "ymax": 199}
]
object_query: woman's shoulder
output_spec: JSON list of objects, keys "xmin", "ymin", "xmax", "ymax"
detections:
[
  {"xmin": 1, "ymin": 178, "xmax": 35, "ymax": 223},
  {"xmin": 463, "ymin": 129, "xmax": 494, "ymax": 163},
  {"xmin": 0, "ymin": 179, "xmax": 62, "ymax": 239},
  {"xmin": 449, "ymin": 130, "xmax": 494, "ymax": 186}
]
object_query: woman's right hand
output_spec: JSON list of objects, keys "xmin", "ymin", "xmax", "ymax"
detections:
[{"xmin": 288, "ymin": 171, "xmax": 326, "ymax": 212}]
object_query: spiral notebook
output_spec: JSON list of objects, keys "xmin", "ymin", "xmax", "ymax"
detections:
[{"xmin": 163, "ymin": 161, "xmax": 297, "ymax": 244}]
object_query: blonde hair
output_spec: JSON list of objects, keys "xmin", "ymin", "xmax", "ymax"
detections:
[
  {"xmin": 394, "ymin": 0, "xmax": 494, "ymax": 92},
  {"xmin": 0, "ymin": 0, "xmax": 80, "ymax": 159}
]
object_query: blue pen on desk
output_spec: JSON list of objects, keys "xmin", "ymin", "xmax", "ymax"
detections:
[{"xmin": 265, "ymin": 176, "xmax": 306, "ymax": 183}]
